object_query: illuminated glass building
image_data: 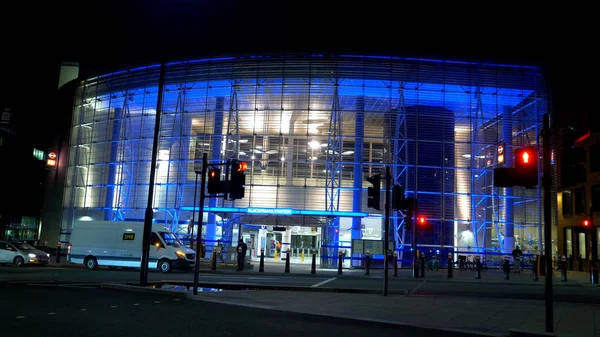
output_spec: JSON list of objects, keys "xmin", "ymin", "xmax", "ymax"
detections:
[{"xmin": 50, "ymin": 55, "xmax": 548, "ymax": 265}]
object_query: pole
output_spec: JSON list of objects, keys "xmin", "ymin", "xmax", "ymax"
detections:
[
  {"xmin": 189, "ymin": 172, "xmax": 199, "ymax": 249},
  {"xmin": 543, "ymin": 113, "xmax": 554, "ymax": 333},
  {"xmin": 193, "ymin": 153, "xmax": 208, "ymax": 295},
  {"xmin": 412, "ymin": 198, "xmax": 418, "ymax": 278},
  {"xmin": 590, "ymin": 207, "xmax": 598, "ymax": 284},
  {"xmin": 383, "ymin": 165, "xmax": 391, "ymax": 296},
  {"xmin": 140, "ymin": 62, "xmax": 166, "ymax": 287}
]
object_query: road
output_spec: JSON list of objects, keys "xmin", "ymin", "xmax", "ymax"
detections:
[
  {"xmin": 1, "ymin": 283, "xmax": 461, "ymax": 337},
  {"xmin": 1, "ymin": 264, "xmax": 598, "ymax": 304}
]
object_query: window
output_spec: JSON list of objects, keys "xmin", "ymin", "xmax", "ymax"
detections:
[
  {"xmin": 565, "ymin": 228, "xmax": 573, "ymax": 257},
  {"xmin": 597, "ymin": 228, "xmax": 600, "ymax": 261},
  {"xmin": 562, "ymin": 190, "xmax": 572, "ymax": 216},
  {"xmin": 574, "ymin": 188, "xmax": 586, "ymax": 214},
  {"xmin": 592, "ymin": 185, "xmax": 600, "ymax": 212},
  {"xmin": 578, "ymin": 232, "xmax": 586, "ymax": 258},
  {"xmin": 150, "ymin": 233, "xmax": 162, "ymax": 248},
  {"xmin": 590, "ymin": 145, "xmax": 600, "ymax": 173}
]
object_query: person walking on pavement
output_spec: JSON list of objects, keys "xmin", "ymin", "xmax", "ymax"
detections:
[
  {"xmin": 512, "ymin": 245, "xmax": 523, "ymax": 274},
  {"xmin": 236, "ymin": 239, "xmax": 248, "ymax": 271}
]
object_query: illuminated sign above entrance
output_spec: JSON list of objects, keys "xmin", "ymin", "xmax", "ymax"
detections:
[
  {"xmin": 247, "ymin": 208, "xmax": 293, "ymax": 215},
  {"xmin": 180, "ymin": 206, "xmax": 368, "ymax": 218}
]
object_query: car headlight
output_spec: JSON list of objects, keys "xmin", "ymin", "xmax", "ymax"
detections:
[
  {"xmin": 29, "ymin": 253, "xmax": 36, "ymax": 258},
  {"xmin": 175, "ymin": 251, "xmax": 186, "ymax": 259},
  {"xmin": 46, "ymin": 253, "xmax": 50, "ymax": 257}
]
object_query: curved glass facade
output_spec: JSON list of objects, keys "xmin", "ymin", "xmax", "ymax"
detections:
[{"xmin": 63, "ymin": 55, "xmax": 547, "ymax": 261}]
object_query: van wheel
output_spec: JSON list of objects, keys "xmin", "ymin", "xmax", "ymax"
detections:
[
  {"xmin": 85, "ymin": 257, "xmax": 98, "ymax": 270},
  {"xmin": 158, "ymin": 259, "xmax": 171, "ymax": 273},
  {"xmin": 14, "ymin": 256, "xmax": 24, "ymax": 267}
]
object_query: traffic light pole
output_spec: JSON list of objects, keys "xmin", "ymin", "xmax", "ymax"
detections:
[
  {"xmin": 412, "ymin": 198, "xmax": 418, "ymax": 278},
  {"xmin": 542, "ymin": 113, "xmax": 554, "ymax": 333},
  {"xmin": 383, "ymin": 166, "xmax": 391, "ymax": 296},
  {"xmin": 193, "ymin": 153, "xmax": 208, "ymax": 295},
  {"xmin": 140, "ymin": 62, "xmax": 166, "ymax": 287}
]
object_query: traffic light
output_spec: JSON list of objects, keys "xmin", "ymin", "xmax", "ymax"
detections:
[
  {"xmin": 229, "ymin": 160, "xmax": 247, "ymax": 200},
  {"xmin": 583, "ymin": 218, "xmax": 590, "ymax": 227},
  {"xmin": 392, "ymin": 184, "xmax": 405, "ymax": 210},
  {"xmin": 514, "ymin": 146, "xmax": 538, "ymax": 187},
  {"xmin": 417, "ymin": 216, "xmax": 426, "ymax": 226},
  {"xmin": 366, "ymin": 174, "xmax": 381, "ymax": 210},
  {"xmin": 207, "ymin": 168, "xmax": 221, "ymax": 195}
]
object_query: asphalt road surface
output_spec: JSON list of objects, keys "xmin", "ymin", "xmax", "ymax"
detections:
[
  {"xmin": 1, "ymin": 264, "xmax": 598, "ymax": 304},
  {"xmin": 1, "ymin": 283, "xmax": 462, "ymax": 337}
]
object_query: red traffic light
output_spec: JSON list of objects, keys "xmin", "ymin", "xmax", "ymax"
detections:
[
  {"xmin": 515, "ymin": 146, "xmax": 537, "ymax": 167},
  {"xmin": 583, "ymin": 219, "xmax": 590, "ymax": 227},
  {"xmin": 418, "ymin": 216, "xmax": 426, "ymax": 225},
  {"xmin": 238, "ymin": 161, "xmax": 248, "ymax": 171}
]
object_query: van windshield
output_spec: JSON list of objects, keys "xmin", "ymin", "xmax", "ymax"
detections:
[{"xmin": 159, "ymin": 232, "xmax": 183, "ymax": 247}]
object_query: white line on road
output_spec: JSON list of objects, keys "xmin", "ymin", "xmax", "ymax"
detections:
[
  {"xmin": 110, "ymin": 306, "xmax": 117, "ymax": 309},
  {"xmin": 80, "ymin": 309, "xmax": 87, "ymax": 312},
  {"xmin": 16, "ymin": 316, "xmax": 25, "ymax": 319},
  {"xmin": 154, "ymin": 301, "xmax": 161, "ymax": 304},
  {"xmin": 310, "ymin": 277, "xmax": 337, "ymax": 288},
  {"xmin": 174, "ymin": 299, "xmax": 180, "ymax": 301},
  {"xmin": 133, "ymin": 303, "xmax": 140, "ymax": 306},
  {"xmin": 410, "ymin": 280, "xmax": 427, "ymax": 294},
  {"xmin": 48, "ymin": 312, "xmax": 55, "ymax": 315}
]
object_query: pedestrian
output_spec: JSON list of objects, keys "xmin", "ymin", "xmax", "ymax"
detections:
[
  {"xmin": 512, "ymin": 245, "xmax": 523, "ymax": 273},
  {"xmin": 237, "ymin": 239, "xmax": 248, "ymax": 271}
]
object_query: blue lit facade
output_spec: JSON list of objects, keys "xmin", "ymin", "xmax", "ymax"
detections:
[{"xmin": 60, "ymin": 55, "xmax": 547, "ymax": 264}]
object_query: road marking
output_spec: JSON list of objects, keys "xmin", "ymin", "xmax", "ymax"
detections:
[
  {"xmin": 110, "ymin": 306, "xmax": 117, "ymax": 309},
  {"xmin": 410, "ymin": 280, "xmax": 427, "ymax": 294},
  {"xmin": 48, "ymin": 312, "xmax": 55, "ymax": 315},
  {"xmin": 247, "ymin": 277, "xmax": 276, "ymax": 280},
  {"xmin": 80, "ymin": 309, "xmax": 87, "ymax": 312},
  {"xmin": 311, "ymin": 277, "xmax": 337, "ymax": 288},
  {"xmin": 16, "ymin": 316, "xmax": 25, "ymax": 319},
  {"xmin": 154, "ymin": 301, "xmax": 161, "ymax": 304},
  {"xmin": 133, "ymin": 303, "xmax": 140, "ymax": 306},
  {"xmin": 174, "ymin": 299, "xmax": 180, "ymax": 301}
]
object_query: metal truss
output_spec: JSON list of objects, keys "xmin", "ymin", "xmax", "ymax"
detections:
[
  {"xmin": 113, "ymin": 91, "xmax": 134, "ymax": 221},
  {"xmin": 470, "ymin": 87, "xmax": 492, "ymax": 252},
  {"xmin": 221, "ymin": 81, "xmax": 241, "ymax": 241},
  {"xmin": 323, "ymin": 80, "xmax": 342, "ymax": 267},
  {"xmin": 164, "ymin": 85, "xmax": 190, "ymax": 233},
  {"xmin": 392, "ymin": 83, "xmax": 409, "ymax": 266}
]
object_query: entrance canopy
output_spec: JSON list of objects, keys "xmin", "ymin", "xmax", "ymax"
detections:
[{"xmin": 180, "ymin": 206, "xmax": 369, "ymax": 227}]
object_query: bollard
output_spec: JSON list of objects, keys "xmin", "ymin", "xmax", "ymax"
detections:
[
  {"xmin": 285, "ymin": 249, "xmax": 291, "ymax": 274},
  {"xmin": 561, "ymin": 255, "xmax": 568, "ymax": 282},
  {"xmin": 365, "ymin": 252, "xmax": 371, "ymax": 276},
  {"xmin": 447, "ymin": 253, "xmax": 453, "ymax": 278},
  {"xmin": 337, "ymin": 250, "xmax": 343, "ymax": 275},
  {"xmin": 413, "ymin": 257, "xmax": 420, "ymax": 278},
  {"xmin": 301, "ymin": 250, "xmax": 305, "ymax": 263},
  {"xmin": 56, "ymin": 242, "xmax": 61, "ymax": 264},
  {"xmin": 531, "ymin": 255, "xmax": 538, "ymax": 281},
  {"xmin": 475, "ymin": 255, "xmax": 482, "ymax": 279},
  {"xmin": 503, "ymin": 255, "xmax": 510, "ymax": 280},
  {"xmin": 311, "ymin": 251, "xmax": 316, "ymax": 274},
  {"xmin": 274, "ymin": 249, "xmax": 279, "ymax": 262},
  {"xmin": 393, "ymin": 251, "xmax": 398, "ymax": 277},
  {"xmin": 419, "ymin": 253, "xmax": 425, "ymax": 278},
  {"xmin": 259, "ymin": 248, "xmax": 265, "ymax": 272},
  {"xmin": 211, "ymin": 250, "xmax": 217, "ymax": 271}
]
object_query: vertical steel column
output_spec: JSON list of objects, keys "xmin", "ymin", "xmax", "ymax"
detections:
[
  {"xmin": 542, "ymin": 114, "xmax": 553, "ymax": 332},
  {"xmin": 105, "ymin": 107, "xmax": 122, "ymax": 220},
  {"xmin": 503, "ymin": 106, "xmax": 515, "ymax": 252},
  {"xmin": 352, "ymin": 96, "xmax": 364, "ymax": 242},
  {"xmin": 393, "ymin": 83, "xmax": 409, "ymax": 266}
]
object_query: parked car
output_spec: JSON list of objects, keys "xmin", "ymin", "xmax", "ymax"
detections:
[{"xmin": 0, "ymin": 241, "xmax": 50, "ymax": 267}]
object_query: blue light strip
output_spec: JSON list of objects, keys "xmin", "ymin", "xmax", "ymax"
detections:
[{"xmin": 179, "ymin": 206, "xmax": 368, "ymax": 218}]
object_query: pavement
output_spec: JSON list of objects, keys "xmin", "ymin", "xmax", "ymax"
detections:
[
  {"xmin": 4, "ymin": 258, "xmax": 600, "ymax": 336},
  {"xmin": 0, "ymin": 283, "xmax": 445, "ymax": 337}
]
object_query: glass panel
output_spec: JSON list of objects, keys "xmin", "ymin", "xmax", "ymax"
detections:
[
  {"xmin": 578, "ymin": 232, "xmax": 586, "ymax": 258},
  {"xmin": 566, "ymin": 228, "xmax": 573, "ymax": 257}
]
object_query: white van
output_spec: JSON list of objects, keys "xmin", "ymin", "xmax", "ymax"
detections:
[{"xmin": 67, "ymin": 221, "xmax": 196, "ymax": 273}]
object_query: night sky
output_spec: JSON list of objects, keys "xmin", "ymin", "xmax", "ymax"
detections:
[{"xmin": 1, "ymin": 1, "xmax": 593, "ymax": 141}]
